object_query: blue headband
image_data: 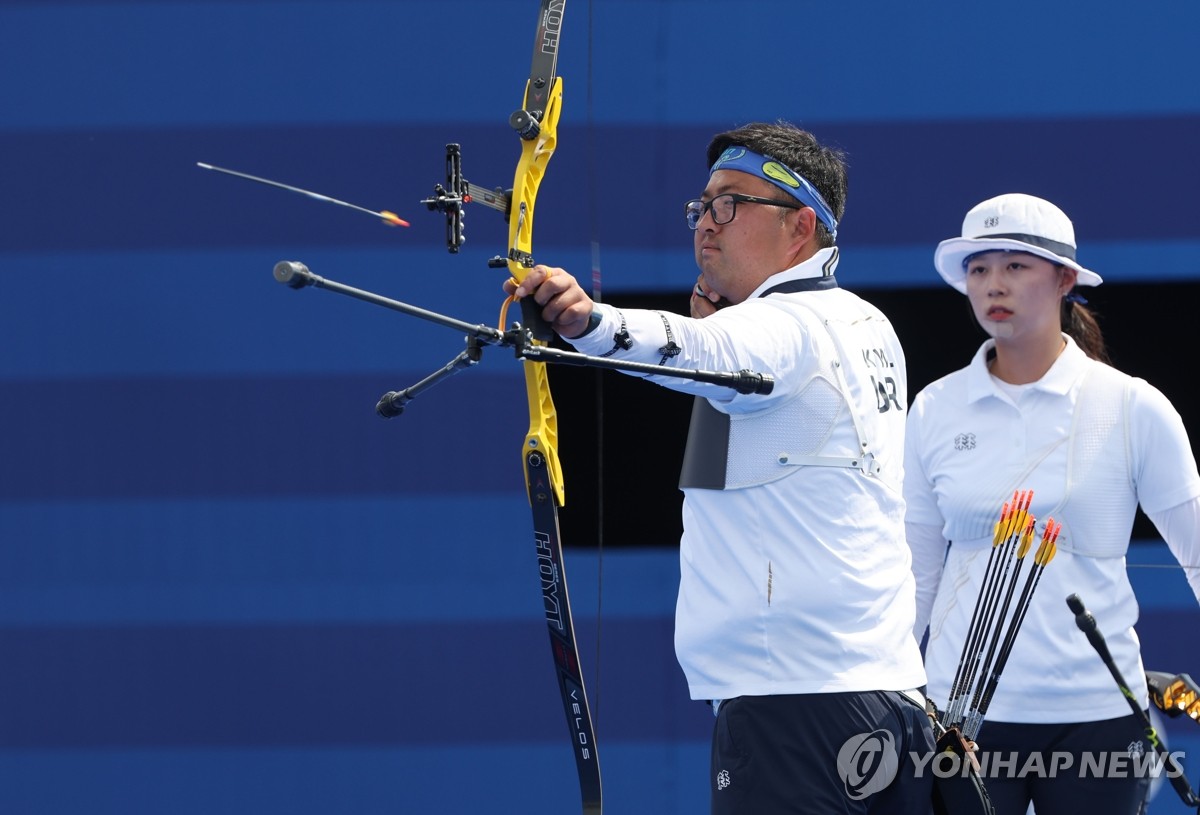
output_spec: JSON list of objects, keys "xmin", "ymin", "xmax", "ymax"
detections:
[{"xmin": 709, "ymin": 146, "xmax": 839, "ymax": 240}]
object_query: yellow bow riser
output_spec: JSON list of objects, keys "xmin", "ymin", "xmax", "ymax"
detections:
[{"xmin": 508, "ymin": 76, "xmax": 566, "ymax": 507}]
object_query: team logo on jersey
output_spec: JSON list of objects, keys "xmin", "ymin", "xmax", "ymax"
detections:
[
  {"xmin": 954, "ymin": 433, "xmax": 977, "ymax": 451},
  {"xmin": 716, "ymin": 769, "xmax": 731, "ymax": 790}
]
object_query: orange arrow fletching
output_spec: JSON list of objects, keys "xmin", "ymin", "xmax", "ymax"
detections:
[
  {"xmin": 1016, "ymin": 517, "xmax": 1036, "ymax": 558},
  {"xmin": 379, "ymin": 210, "xmax": 410, "ymax": 227},
  {"xmin": 1034, "ymin": 519, "xmax": 1062, "ymax": 566},
  {"xmin": 993, "ymin": 501, "xmax": 1012, "ymax": 546}
]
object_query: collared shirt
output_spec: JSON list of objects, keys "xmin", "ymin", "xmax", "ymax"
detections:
[
  {"xmin": 905, "ymin": 336, "xmax": 1200, "ymax": 722},
  {"xmin": 570, "ymin": 248, "xmax": 928, "ymax": 700}
]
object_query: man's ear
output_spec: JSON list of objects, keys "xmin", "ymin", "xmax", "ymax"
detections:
[{"xmin": 791, "ymin": 205, "xmax": 818, "ymax": 246}]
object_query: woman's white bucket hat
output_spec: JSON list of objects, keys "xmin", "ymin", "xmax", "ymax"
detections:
[{"xmin": 934, "ymin": 193, "xmax": 1103, "ymax": 294}]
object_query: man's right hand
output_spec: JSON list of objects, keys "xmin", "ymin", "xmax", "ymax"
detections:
[{"xmin": 690, "ymin": 276, "xmax": 730, "ymax": 318}]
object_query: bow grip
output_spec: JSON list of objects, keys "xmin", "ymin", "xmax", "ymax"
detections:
[{"xmin": 518, "ymin": 290, "xmax": 556, "ymax": 342}]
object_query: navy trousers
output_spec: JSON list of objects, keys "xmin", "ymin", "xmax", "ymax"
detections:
[
  {"xmin": 710, "ymin": 691, "xmax": 935, "ymax": 815},
  {"xmin": 971, "ymin": 714, "xmax": 1152, "ymax": 815}
]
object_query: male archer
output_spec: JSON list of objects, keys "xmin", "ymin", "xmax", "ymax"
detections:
[{"xmin": 510, "ymin": 121, "xmax": 933, "ymax": 814}]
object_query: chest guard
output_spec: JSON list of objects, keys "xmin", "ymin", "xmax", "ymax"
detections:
[
  {"xmin": 679, "ymin": 276, "xmax": 889, "ymax": 490},
  {"xmin": 941, "ymin": 362, "xmax": 1135, "ymax": 557}
]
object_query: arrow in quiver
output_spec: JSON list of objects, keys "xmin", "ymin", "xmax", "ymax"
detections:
[{"xmin": 941, "ymin": 490, "xmax": 1060, "ymax": 741}]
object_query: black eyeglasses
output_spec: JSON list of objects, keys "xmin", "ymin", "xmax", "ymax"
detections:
[{"xmin": 684, "ymin": 193, "xmax": 804, "ymax": 230}]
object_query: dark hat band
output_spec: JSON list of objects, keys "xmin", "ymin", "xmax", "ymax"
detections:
[{"xmin": 969, "ymin": 232, "xmax": 1077, "ymax": 261}]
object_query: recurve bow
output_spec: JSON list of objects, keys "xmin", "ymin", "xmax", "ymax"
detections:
[
  {"xmin": 505, "ymin": 3, "xmax": 604, "ymax": 813},
  {"xmin": 424, "ymin": 1, "xmax": 603, "ymax": 810}
]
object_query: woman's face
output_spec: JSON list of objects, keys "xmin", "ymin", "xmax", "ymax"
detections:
[{"xmin": 964, "ymin": 250, "xmax": 1077, "ymax": 342}]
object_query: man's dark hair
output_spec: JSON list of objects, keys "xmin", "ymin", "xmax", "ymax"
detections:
[{"xmin": 706, "ymin": 121, "xmax": 848, "ymax": 248}]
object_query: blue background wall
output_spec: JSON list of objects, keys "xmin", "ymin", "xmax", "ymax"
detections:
[{"xmin": 2, "ymin": 1, "xmax": 1199, "ymax": 812}]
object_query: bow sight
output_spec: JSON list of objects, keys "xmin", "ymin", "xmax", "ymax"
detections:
[{"xmin": 421, "ymin": 143, "xmax": 511, "ymax": 257}]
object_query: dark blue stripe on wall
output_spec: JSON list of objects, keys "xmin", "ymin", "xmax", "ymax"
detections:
[
  {"xmin": 1140, "ymin": 610, "xmax": 1200, "ymax": 682},
  {"xmin": 0, "ymin": 373, "xmax": 530, "ymax": 501},
  {"xmin": 0, "ymin": 616, "xmax": 702, "ymax": 748},
  {"xmin": 3, "ymin": 116, "xmax": 1198, "ymax": 254},
  {"xmin": 0, "ymin": 607, "xmax": 1191, "ymax": 749}
]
